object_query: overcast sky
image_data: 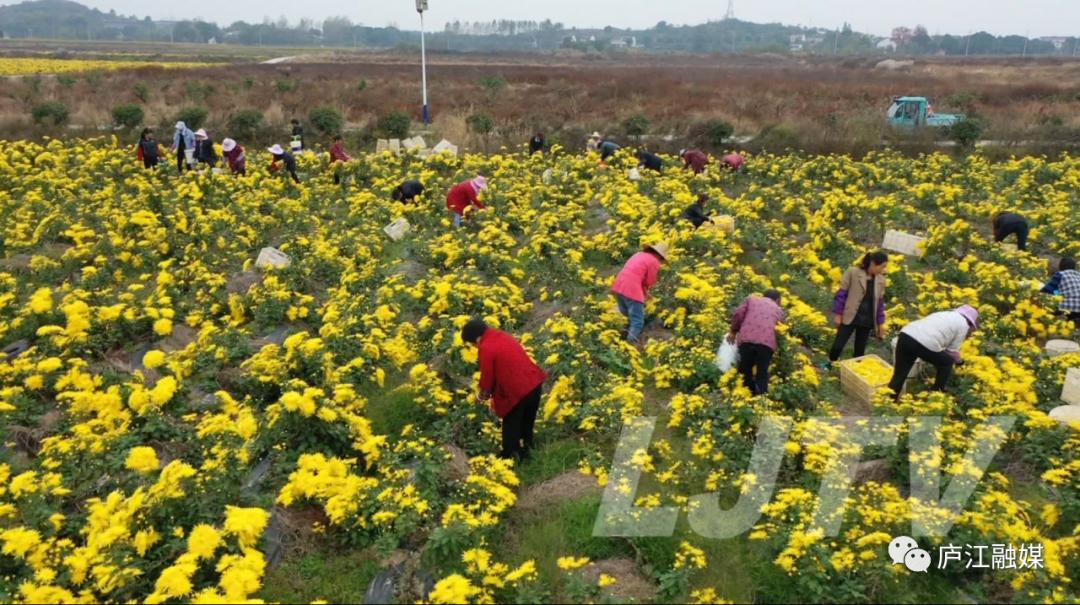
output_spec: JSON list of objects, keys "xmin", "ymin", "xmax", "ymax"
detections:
[{"xmin": 19, "ymin": 0, "xmax": 1080, "ymax": 37}]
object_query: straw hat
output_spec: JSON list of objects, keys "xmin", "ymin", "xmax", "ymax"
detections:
[
  {"xmin": 645, "ymin": 242, "xmax": 670, "ymax": 261},
  {"xmin": 267, "ymin": 144, "xmax": 284, "ymax": 155},
  {"xmin": 221, "ymin": 138, "xmax": 236, "ymax": 152}
]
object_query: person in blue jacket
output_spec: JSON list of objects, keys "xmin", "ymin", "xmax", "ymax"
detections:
[{"xmin": 170, "ymin": 121, "xmax": 196, "ymax": 173}]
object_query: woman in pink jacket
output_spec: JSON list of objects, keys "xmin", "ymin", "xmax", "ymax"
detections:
[{"xmin": 611, "ymin": 242, "xmax": 669, "ymax": 343}]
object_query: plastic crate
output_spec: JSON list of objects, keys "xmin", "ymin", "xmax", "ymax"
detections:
[
  {"xmin": 882, "ymin": 230, "xmax": 926, "ymax": 257},
  {"xmin": 376, "ymin": 139, "xmax": 390, "ymax": 153},
  {"xmin": 1063, "ymin": 367, "xmax": 1080, "ymax": 406},
  {"xmin": 383, "ymin": 218, "xmax": 411, "ymax": 241},
  {"xmin": 839, "ymin": 354, "xmax": 894, "ymax": 405},
  {"xmin": 255, "ymin": 247, "xmax": 291, "ymax": 270},
  {"xmin": 1046, "ymin": 340, "xmax": 1080, "ymax": 357}
]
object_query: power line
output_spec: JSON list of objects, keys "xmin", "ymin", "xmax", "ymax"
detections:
[{"xmin": 724, "ymin": 0, "xmax": 735, "ymax": 20}]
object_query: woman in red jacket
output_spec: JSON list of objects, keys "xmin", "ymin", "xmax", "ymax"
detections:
[
  {"xmin": 462, "ymin": 318, "xmax": 548, "ymax": 460},
  {"xmin": 446, "ymin": 176, "xmax": 487, "ymax": 227}
]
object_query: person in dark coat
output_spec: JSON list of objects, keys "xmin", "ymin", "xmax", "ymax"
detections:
[
  {"xmin": 135, "ymin": 128, "xmax": 161, "ymax": 169},
  {"xmin": 992, "ymin": 212, "xmax": 1029, "ymax": 251},
  {"xmin": 194, "ymin": 129, "xmax": 218, "ymax": 168},
  {"xmin": 598, "ymin": 139, "xmax": 621, "ymax": 163},
  {"xmin": 267, "ymin": 144, "xmax": 300, "ymax": 183},
  {"xmin": 681, "ymin": 194, "xmax": 711, "ymax": 229},
  {"xmin": 528, "ymin": 132, "xmax": 545, "ymax": 155},
  {"xmin": 290, "ymin": 119, "xmax": 305, "ymax": 151},
  {"xmin": 392, "ymin": 180, "xmax": 425, "ymax": 203},
  {"xmin": 462, "ymin": 318, "xmax": 548, "ymax": 460},
  {"xmin": 637, "ymin": 150, "xmax": 663, "ymax": 172}
]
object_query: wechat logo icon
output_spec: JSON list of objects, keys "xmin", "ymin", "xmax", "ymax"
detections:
[{"xmin": 889, "ymin": 536, "xmax": 932, "ymax": 573}]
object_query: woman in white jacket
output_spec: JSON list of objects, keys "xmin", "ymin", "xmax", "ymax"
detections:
[{"xmin": 887, "ymin": 305, "xmax": 979, "ymax": 398}]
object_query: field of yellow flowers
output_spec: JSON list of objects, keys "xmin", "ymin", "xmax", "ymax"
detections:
[
  {"xmin": 0, "ymin": 58, "xmax": 214, "ymax": 76},
  {"xmin": 0, "ymin": 138, "xmax": 1077, "ymax": 604}
]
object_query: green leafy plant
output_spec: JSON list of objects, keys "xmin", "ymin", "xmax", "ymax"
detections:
[
  {"xmin": 174, "ymin": 107, "xmax": 209, "ymax": 131},
  {"xmin": 274, "ymin": 78, "xmax": 298, "ymax": 93},
  {"xmin": 227, "ymin": 109, "xmax": 265, "ymax": 141},
  {"xmin": 31, "ymin": 101, "xmax": 69, "ymax": 126},
  {"xmin": 623, "ymin": 114, "xmax": 650, "ymax": 137},
  {"xmin": 112, "ymin": 104, "xmax": 145, "ymax": 129},
  {"xmin": 950, "ymin": 119, "xmax": 983, "ymax": 149},
  {"xmin": 377, "ymin": 111, "xmax": 411, "ymax": 139},
  {"xmin": 467, "ymin": 113, "xmax": 495, "ymax": 136},
  {"xmin": 308, "ymin": 106, "xmax": 345, "ymax": 136}
]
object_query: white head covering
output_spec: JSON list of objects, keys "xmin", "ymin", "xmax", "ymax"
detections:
[
  {"xmin": 175, "ymin": 121, "xmax": 186, "ymax": 130},
  {"xmin": 194, "ymin": 129, "xmax": 208, "ymax": 139},
  {"xmin": 221, "ymin": 138, "xmax": 236, "ymax": 152},
  {"xmin": 267, "ymin": 144, "xmax": 284, "ymax": 155}
]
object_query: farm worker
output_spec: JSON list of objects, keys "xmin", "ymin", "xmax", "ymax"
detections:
[
  {"xmin": 220, "ymin": 138, "xmax": 246, "ymax": 175},
  {"xmin": 598, "ymin": 139, "xmax": 621, "ymax": 163},
  {"xmin": 611, "ymin": 242, "xmax": 669, "ymax": 344},
  {"xmin": 587, "ymin": 131, "xmax": 603, "ymax": 152},
  {"xmin": 681, "ymin": 194, "xmax": 711, "ymax": 229},
  {"xmin": 170, "ymin": 121, "xmax": 195, "ymax": 173},
  {"xmin": 827, "ymin": 251, "xmax": 889, "ymax": 364},
  {"xmin": 992, "ymin": 211, "xmax": 1029, "ymax": 251},
  {"xmin": 727, "ymin": 289, "xmax": 786, "ymax": 395},
  {"xmin": 679, "ymin": 148, "xmax": 709, "ymax": 174},
  {"xmin": 721, "ymin": 152, "xmax": 745, "ymax": 172},
  {"xmin": 446, "ymin": 176, "xmax": 487, "ymax": 228},
  {"xmin": 529, "ymin": 132, "xmax": 545, "ymax": 155},
  {"xmin": 135, "ymin": 127, "xmax": 162, "ymax": 169},
  {"xmin": 193, "ymin": 129, "xmax": 218, "ymax": 168},
  {"xmin": 637, "ymin": 150, "xmax": 663, "ymax": 172},
  {"xmin": 886, "ymin": 305, "xmax": 979, "ymax": 399},
  {"xmin": 462, "ymin": 318, "xmax": 548, "ymax": 461},
  {"xmin": 267, "ymin": 144, "xmax": 300, "ymax": 184},
  {"xmin": 329, "ymin": 135, "xmax": 352, "ymax": 184},
  {"xmin": 290, "ymin": 119, "xmax": 304, "ymax": 150},
  {"xmin": 1042, "ymin": 257, "xmax": 1080, "ymax": 325},
  {"xmin": 392, "ymin": 180, "xmax": 425, "ymax": 203}
]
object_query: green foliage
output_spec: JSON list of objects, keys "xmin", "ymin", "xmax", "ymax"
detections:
[
  {"xmin": 111, "ymin": 104, "xmax": 144, "ymax": 129},
  {"xmin": 57, "ymin": 74, "xmax": 77, "ymax": 89},
  {"xmin": 622, "ymin": 113, "xmax": 650, "ymax": 137},
  {"xmin": 274, "ymin": 78, "xmax": 298, "ymax": 93},
  {"xmin": 377, "ymin": 111, "xmax": 411, "ymax": 139},
  {"xmin": 756, "ymin": 123, "xmax": 801, "ymax": 151},
  {"xmin": 259, "ymin": 549, "xmax": 380, "ymax": 603},
  {"xmin": 227, "ymin": 109, "xmax": 265, "ymax": 141},
  {"xmin": 950, "ymin": 119, "xmax": 983, "ymax": 149},
  {"xmin": 31, "ymin": 101, "xmax": 69, "ymax": 126},
  {"xmin": 174, "ymin": 107, "xmax": 208, "ymax": 130},
  {"xmin": 356, "ymin": 79, "xmax": 367, "ymax": 92},
  {"xmin": 703, "ymin": 119, "xmax": 734, "ymax": 147},
  {"xmin": 467, "ymin": 113, "xmax": 495, "ymax": 135},
  {"xmin": 132, "ymin": 82, "xmax": 149, "ymax": 102},
  {"xmin": 308, "ymin": 105, "xmax": 345, "ymax": 136}
]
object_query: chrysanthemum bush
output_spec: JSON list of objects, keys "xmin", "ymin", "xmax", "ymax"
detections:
[{"xmin": 0, "ymin": 137, "xmax": 1077, "ymax": 602}]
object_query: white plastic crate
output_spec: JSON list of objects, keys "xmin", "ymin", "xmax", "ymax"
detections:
[
  {"xmin": 1063, "ymin": 367, "xmax": 1080, "ymax": 406},
  {"xmin": 882, "ymin": 230, "xmax": 926, "ymax": 257},
  {"xmin": 389, "ymin": 139, "xmax": 401, "ymax": 154},
  {"xmin": 432, "ymin": 139, "xmax": 459, "ymax": 157},
  {"xmin": 376, "ymin": 139, "xmax": 390, "ymax": 153},
  {"xmin": 383, "ymin": 218, "xmax": 411, "ymax": 241},
  {"xmin": 255, "ymin": 247, "xmax": 291, "ymax": 270},
  {"xmin": 628, "ymin": 168, "xmax": 641, "ymax": 181},
  {"xmin": 1047, "ymin": 340, "xmax": 1080, "ymax": 357}
]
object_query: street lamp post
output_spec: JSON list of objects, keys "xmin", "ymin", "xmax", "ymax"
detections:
[{"xmin": 416, "ymin": 0, "xmax": 430, "ymax": 125}]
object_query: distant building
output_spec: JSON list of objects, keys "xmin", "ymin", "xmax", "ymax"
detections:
[
  {"xmin": 1040, "ymin": 36, "xmax": 1068, "ymax": 50},
  {"xmin": 610, "ymin": 36, "xmax": 642, "ymax": 49}
]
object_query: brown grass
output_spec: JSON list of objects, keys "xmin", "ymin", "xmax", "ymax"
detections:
[{"xmin": 1, "ymin": 50, "xmax": 1079, "ymax": 153}]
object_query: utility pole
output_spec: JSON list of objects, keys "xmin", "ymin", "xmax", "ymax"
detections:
[
  {"xmin": 724, "ymin": 0, "xmax": 735, "ymax": 20},
  {"xmin": 833, "ymin": 27, "xmax": 839, "ymax": 55},
  {"xmin": 965, "ymin": 32, "xmax": 971, "ymax": 56},
  {"xmin": 417, "ymin": 0, "xmax": 430, "ymax": 125}
]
